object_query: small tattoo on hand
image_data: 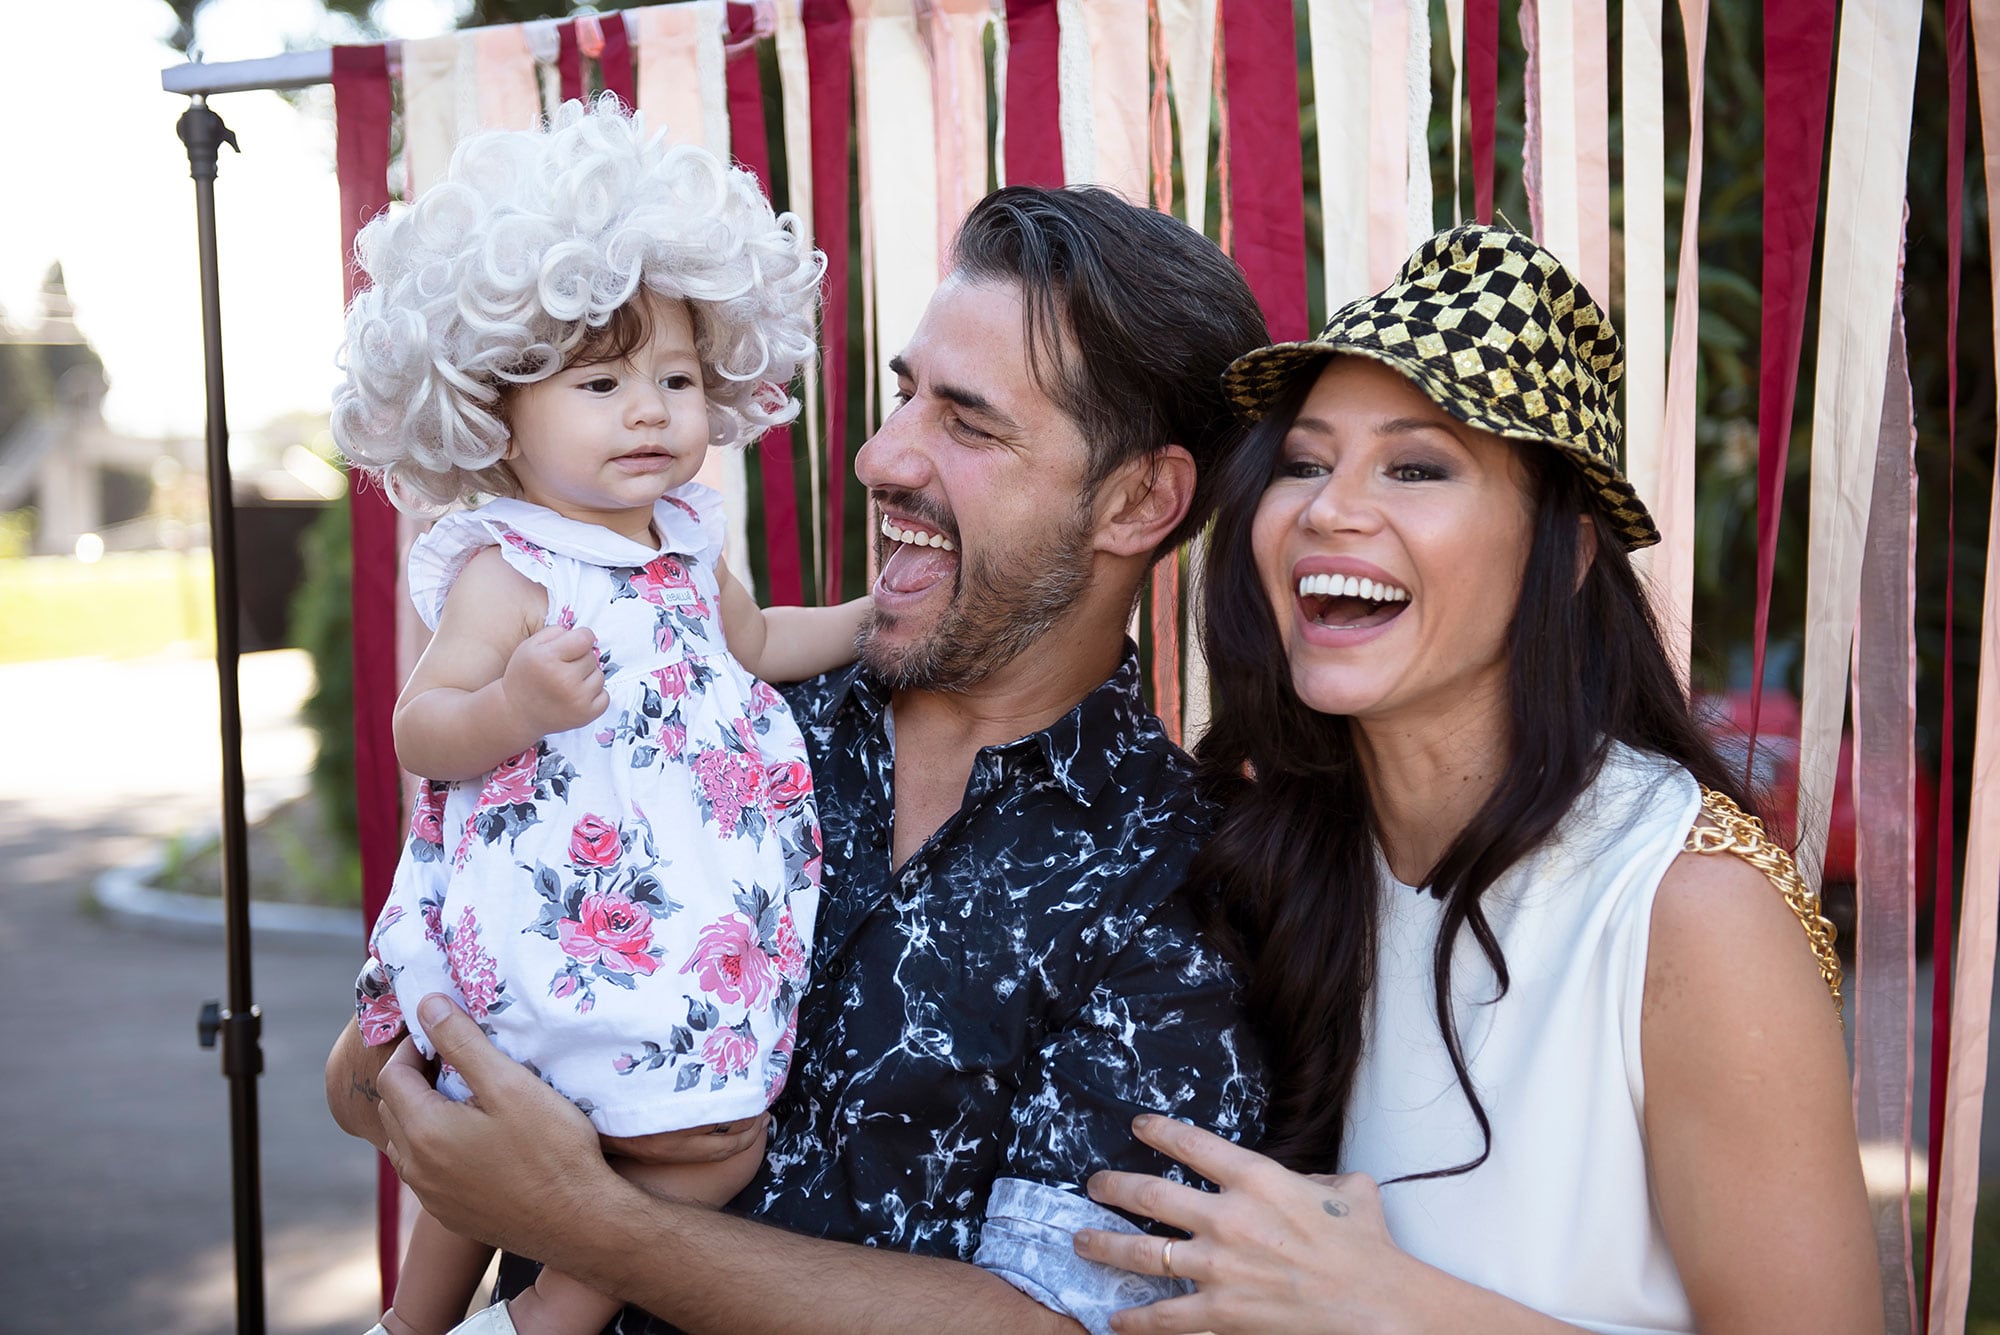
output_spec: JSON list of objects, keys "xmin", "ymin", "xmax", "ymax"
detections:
[
  {"xmin": 351, "ymin": 1075, "xmax": 380, "ymax": 1105},
  {"xmin": 1323, "ymin": 1199, "xmax": 1349, "ymax": 1219}
]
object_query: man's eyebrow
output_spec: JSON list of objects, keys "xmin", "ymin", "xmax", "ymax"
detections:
[{"xmin": 888, "ymin": 354, "xmax": 1021, "ymax": 433}]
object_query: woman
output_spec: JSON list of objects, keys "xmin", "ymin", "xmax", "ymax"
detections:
[{"xmin": 1072, "ymin": 226, "xmax": 1879, "ymax": 1333}]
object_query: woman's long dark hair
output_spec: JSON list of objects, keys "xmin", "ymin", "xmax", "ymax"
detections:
[{"xmin": 1190, "ymin": 363, "xmax": 1752, "ymax": 1176}]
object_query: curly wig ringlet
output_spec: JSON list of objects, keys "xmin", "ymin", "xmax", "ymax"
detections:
[{"xmin": 332, "ymin": 96, "xmax": 824, "ymax": 512}]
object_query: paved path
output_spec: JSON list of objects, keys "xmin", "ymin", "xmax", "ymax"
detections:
[{"xmin": 0, "ymin": 650, "xmax": 379, "ymax": 1334}]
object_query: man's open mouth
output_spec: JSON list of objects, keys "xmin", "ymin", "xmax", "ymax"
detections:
[{"xmin": 876, "ymin": 511, "xmax": 960, "ymax": 600}]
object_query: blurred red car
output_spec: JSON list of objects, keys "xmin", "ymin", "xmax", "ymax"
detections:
[{"xmin": 1695, "ymin": 689, "xmax": 1938, "ymax": 958}]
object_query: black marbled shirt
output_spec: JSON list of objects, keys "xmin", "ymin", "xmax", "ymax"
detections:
[{"xmin": 501, "ymin": 647, "xmax": 1265, "ymax": 1331}]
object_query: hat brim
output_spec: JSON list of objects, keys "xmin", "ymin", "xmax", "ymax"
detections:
[{"xmin": 1222, "ymin": 337, "xmax": 1660, "ymax": 552}]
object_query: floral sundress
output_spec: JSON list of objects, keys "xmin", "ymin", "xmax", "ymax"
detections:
[{"xmin": 354, "ymin": 484, "xmax": 821, "ymax": 1136}]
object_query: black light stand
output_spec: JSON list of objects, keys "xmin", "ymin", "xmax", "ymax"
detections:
[{"xmin": 178, "ymin": 95, "xmax": 268, "ymax": 1335}]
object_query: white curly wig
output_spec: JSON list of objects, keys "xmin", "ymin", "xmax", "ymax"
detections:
[{"xmin": 333, "ymin": 95, "xmax": 824, "ymax": 512}]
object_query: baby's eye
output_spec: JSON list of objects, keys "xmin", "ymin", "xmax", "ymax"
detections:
[
  {"xmin": 579, "ymin": 375, "xmax": 618, "ymax": 393},
  {"xmin": 662, "ymin": 372, "xmax": 698, "ymax": 392}
]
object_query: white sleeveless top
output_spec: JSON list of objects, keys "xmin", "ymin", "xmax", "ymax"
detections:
[{"xmin": 1340, "ymin": 743, "xmax": 1700, "ymax": 1334}]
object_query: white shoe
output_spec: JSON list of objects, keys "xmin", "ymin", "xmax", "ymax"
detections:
[{"xmin": 446, "ymin": 1303, "xmax": 521, "ymax": 1335}]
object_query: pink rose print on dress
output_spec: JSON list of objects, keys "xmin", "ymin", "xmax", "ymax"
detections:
[
  {"xmin": 664, "ymin": 494, "xmax": 701, "ymax": 524},
  {"xmin": 559, "ymin": 892, "xmax": 662, "ymax": 976},
  {"xmin": 690, "ymin": 746, "xmax": 768, "ymax": 838},
  {"xmin": 681, "ymin": 912, "xmax": 777, "ymax": 1007},
  {"xmin": 766, "ymin": 1010, "xmax": 799, "ymax": 1103},
  {"xmin": 410, "ymin": 781, "xmax": 447, "ymax": 847},
  {"xmin": 501, "ymin": 530, "xmax": 551, "ymax": 566},
  {"xmin": 765, "ymin": 760, "xmax": 812, "ymax": 818},
  {"xmin": 480, "ymin": 747, "xmax": 539, "ymax": 807},
  {"xmin": 568, "ymin": 814, "xmax": 621, "ymax": 869},
  {"xmin": 555, "ymin": 604, "xmax": 577, "ymax": 630},
  {"xmin": 358, "ymin": 984, "xmax": 405, "ymax": 1046},
  {"xmin": 445, "ymin": 905, "xmax": 506, "ymax": 1021},
  {"xmin": 702, "ymin": 1022, "xmax": 758, "ymax": 1077},
  {"xmin": 748, "ymin": 680, "xmax": 783, "ymax": 717},
  {"xmin": 630, "ymin": 555, "xmax": 703, "ymax": 609},
  {"xmin": 772, "ymin": 906, "xmax": 808, "ymax": 983}
]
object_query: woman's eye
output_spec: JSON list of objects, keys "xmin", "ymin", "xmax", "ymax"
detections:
[
  {"xmin": 1390, "ymin": 462, "xmax": 1447, "ymax": 483},
  {"xmin": 1277, "ymin": 456, "xmax": 1328, "ymax": 479}
]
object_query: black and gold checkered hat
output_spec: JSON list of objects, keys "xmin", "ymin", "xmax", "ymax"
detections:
[{"xmin": 1222, "ymin": 224, "xmax": 1658, "ymax": 550}]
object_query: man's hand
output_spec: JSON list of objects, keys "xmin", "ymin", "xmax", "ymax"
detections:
[
  {"xmin": 501, "ymin": 625, "xmax": 608, "ymax": 738},
  {"xmin": 376, "ymin": 993, "xmax": 625, "ymax": 1258}
]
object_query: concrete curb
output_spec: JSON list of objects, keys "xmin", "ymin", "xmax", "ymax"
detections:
[{"xmin": 90, "ymin": 777, "xmax": 364, "ymax": 943}]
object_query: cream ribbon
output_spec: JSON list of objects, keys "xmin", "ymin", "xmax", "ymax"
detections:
[
  {"xmin": 1793, "ymin": 0, "xmax": 1920, "ymax": 891},
  {"xmin": 1620, "ymin": 0, "xmax": 1665, "ymax": 554},
  {"xmin": 772, "ymin": 0, "xmax": 823, "ymax": 591},
  {"xmin": 1310, "ymin": 0, "xmax": 1375, "ymax": 308},
  {"xmin": 1056, "ymin": 0, "xmax": 1097, "ymax": 183},
  {"xmin": 1403, "ymin": 0, "xmax": 1432, "ymax": 246},
  {"xmin": 1077, "ymin": 0, "xmax": 1151, "ymax": 203},
  {"xmin": 1159, "ymin": 0, "xmax": 1218, "ymax": 230},
  {"xmin": 1533, "ymin": 0, "xmax": 1579, "ymax": 273},
  {"xmin": 1931, "ymin": 2, "xmax": 2000, "ymax": 1325},
  {"xmin": 856, "ymin": 0, "xmax": 942, "ymax": 443},
  {"xmin": 1443, "ymin": 0, "xmax": 1465, "ymax": 225},
  {"xmin": 1645, "ymin": 0, "xmax": 1707, "ymax": 679}
]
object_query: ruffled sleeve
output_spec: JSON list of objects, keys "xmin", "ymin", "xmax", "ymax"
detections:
[{"xmin": 405, "ymin": 504, "xmax": 560, "ymax": 629}]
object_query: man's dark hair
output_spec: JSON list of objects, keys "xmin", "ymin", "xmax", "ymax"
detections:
[{"xmin": 948, "ymin": 185, "xmax": 1270, "ymax": 557}]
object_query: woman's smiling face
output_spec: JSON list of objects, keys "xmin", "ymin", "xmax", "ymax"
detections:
[{"xmin": 1250, "ymin": 356, "xmax": 1538, "ymax": 729}]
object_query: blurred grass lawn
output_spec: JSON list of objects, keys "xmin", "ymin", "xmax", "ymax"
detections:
[{"xmin": 0, "ymin": 551, "xmax": 214, "ymax": 663}]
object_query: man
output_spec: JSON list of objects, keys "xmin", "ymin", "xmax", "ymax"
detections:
[{"xmin": 328, "ymin": 185, "xmax": 1272, "ymax": 1334}]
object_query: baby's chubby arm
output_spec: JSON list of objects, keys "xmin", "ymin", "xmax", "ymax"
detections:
[
  {"xmin": 715, "ymin": 558, "xmax": 872, "ymax": 684},
  {"xmin": 394, "ymin": 547, "xmax": 608, "ymax": 781}
]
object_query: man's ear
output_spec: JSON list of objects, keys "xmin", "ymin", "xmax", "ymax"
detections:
[
  {"xmin": 1093, "ymin": 445, "xmax": 1196, "ymax": 559},
  {"xmin": 1573, "ymin": 513, "xmax": 1600, "ymax": 593}
]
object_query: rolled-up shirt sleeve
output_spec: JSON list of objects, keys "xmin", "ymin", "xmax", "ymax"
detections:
[{"xmin": 972, "ymin": 898, "xmax": 1266, "ymax": 1329}]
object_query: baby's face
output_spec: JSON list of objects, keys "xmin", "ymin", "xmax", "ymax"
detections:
[{"xmin": 504, "ymin": 292, "xmax": 709, "ymax": 546}]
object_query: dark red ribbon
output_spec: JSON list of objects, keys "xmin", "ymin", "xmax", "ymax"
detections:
[
  {"xmin": 1220, "ymin": 0, "xmax": 1307, "ymax": 341},
  {"xmin": 558, "ymin": 20, "xmax": 585, "ymax": 102},
  {"xmin": 727, "ymin": 3, "xmax": 805, "ymax": 607},
  {"xmin": 1745, "ymin": 0, "xmax": 1834, "ymax": 782},
  {"xmin": 805, "ymin": 0, "xmax": 855, "ymax": 603},
  {"xmin": 1467, "ymin": 0, "xmax": 1498, "ymax": 224},
  {"xmin": 599, "ymin": 12, "xmax": 636, "ymax": 109},
  {"xmin": 1003, "ymin": 0, "xmax": 1065, "ymax": 187},
  {"xmin": 1927, "ymin": 0, "xmax": 1970, "ymax": 1318},
  {"xmin": 331, "ymin": 40, "xmax": 400, "ymax": 1310}
]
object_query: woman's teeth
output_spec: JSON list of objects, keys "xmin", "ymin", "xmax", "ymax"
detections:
[
  {"xmin": 880, "ymin": 513, "xmax": 957, "ymax": 552},
  {"xmin": 1296, "ymin": 573, "xmax": 1410, "ymax": 603}
]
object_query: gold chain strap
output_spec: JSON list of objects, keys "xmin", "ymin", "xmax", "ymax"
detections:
[{"xmin": 1683, "ymin": 786, "xmax": 1845, "ymax": 1019}]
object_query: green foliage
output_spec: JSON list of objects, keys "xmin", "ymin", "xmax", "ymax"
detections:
[{"xmin": 290, "ymin": 498, "xmax": 358, "ymax": 853}]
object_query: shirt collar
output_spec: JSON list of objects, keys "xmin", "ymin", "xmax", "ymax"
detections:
[{"xmin": 816, "ymin": 644, "xmax": 1158, "ymax": 806}]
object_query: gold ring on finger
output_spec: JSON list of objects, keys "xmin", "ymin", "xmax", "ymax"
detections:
[{"xmin": 1161, "ymin": 1237, "xmax": 1177, "ymax": 1279}]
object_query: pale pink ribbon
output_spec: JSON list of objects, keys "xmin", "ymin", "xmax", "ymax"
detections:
[
  {"xmin": 1931, "ymin": 2, "xmax": 2000, "ymax": 1324},
  {"xmin": 1793, "ymin": 0, "xmax": 1921, "ymax": 892},
  {"xmin": 1571, "ymin": 0, "xmax": 1612, "ymax": 303},
  {"xmin": 635, "ymin": 2, "xmax": 730, "ymax": 157},
  {"xmin": 1367, "ymin": 0, "xmax": 1408, "ymax": 288},
  {"xmin": 917, "ymin": 0, "xmax": 993, "ymax": 255},
  {"xmin": 1853, "ymin": 263, "xmax": 1918, "ymax": 1333},
  {"xmin": 1644, "ymin": 0, "xmax": 1707, "ymax": 680},
  {"xmin": 475, "ymin": 25, "xmax": 543, "ymax": 130},
  {"xmin": 1519, "ymin": 0, "xmax": 1542, "ymax": 236},
  {"xmin": 1530, "ymin": 0, "xmax": 1577, "ymax": 269},
  {"xmin": 1159, "ymin": 0, "xmax": 1219, "ymax": 230},
  {"xmin": 1620, "ymin": 0, "xmax": 1666, "ymax": 543},
  {"xmin": 1081, "ymin": 0, "xmax": 1151, "ymax": 203}
]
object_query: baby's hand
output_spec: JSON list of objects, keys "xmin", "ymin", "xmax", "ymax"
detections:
[{"xmin": 501, "ymin": 625, "xmax": 609, "ymax": 737}]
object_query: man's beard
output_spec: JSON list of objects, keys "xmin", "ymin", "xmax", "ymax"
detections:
[{"xmin": 859, "ymin": 491, "xmax": 1095, "ymax": 692}]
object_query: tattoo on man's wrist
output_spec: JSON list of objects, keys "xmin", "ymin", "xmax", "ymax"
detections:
[
  {"xmin": 1323, "ymin": 1199, "xmax": 1349, "ymax": 1219},
  {"xmin": 351, "ymin": 1074, "xmax": 381, "ymax": 1105}
]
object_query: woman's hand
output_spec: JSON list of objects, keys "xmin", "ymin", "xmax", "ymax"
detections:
[{"xmin": 1074, "ymin": 1115, "xmax": 1419, "ymax": 1335}]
